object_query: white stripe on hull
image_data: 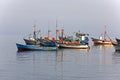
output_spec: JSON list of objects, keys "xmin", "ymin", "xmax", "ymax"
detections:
[{"xmin": 59, "ymin": 44, "xmax": 89, "ymax": 49}]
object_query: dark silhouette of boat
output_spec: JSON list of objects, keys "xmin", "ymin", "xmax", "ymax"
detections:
[
  {"xmin": 112, "ymin": 42, "xmax": 120, "ymax": 51},
  {"xmin": 115, "ymin": 38, "xmax": 120, "ymax": 44}
]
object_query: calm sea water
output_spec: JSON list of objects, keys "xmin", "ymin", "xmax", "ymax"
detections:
[{"xmin": 0, "ymin": 35, "xmax": 120, "ymax": 80}]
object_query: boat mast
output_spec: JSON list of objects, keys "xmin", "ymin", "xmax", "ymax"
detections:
[
  {"xmin": 48, "ymin": 29, "xmax": 51, "ymax": 40},
  {"xmin": 104, "ymin": 25, "xmax": 107, "ymax": 40},
  {"xmin": 61, "ymin": 27, "xmax": 64, "ymax": 39},
  {"xmin": 33, "ymin": 23, "xmax": 36, "ymax": 40},
  {"xmin": 56, "ymin": 20, "xmax": 58, "ymax": 40},
  {"xmin": 61, "ymin": 26, "xmax": 64, "ymax": 43},
  {"xmin": 47, "ymin": 22, "xmax": 51, "ymax": 40},
  {"xmin": 39, "ymin": 30, "xmax": 42, "ymax": 39}
]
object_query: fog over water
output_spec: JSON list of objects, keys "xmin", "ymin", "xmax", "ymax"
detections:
[
  {"xmin": 0, "ymin": 0, "xmax": 120, "ymax": 38},
  {"xmin": 1, "ymin": 1, "xmax": 120, "ymax": 79}
]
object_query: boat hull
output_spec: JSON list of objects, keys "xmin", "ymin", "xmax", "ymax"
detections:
[
  {"xmin": 116, "ymin": 38, "xmax": 120, "ymax": 44},
  {"xmin": 16, "ymin": 43, "xmax": 57, "ymax": 51},
  {"xmin": 112, "ymin": 42, "xmax": 120, "ymax": 51},
  {"xmin": 59, "ymin": 44, "xmax": 89, "ymax": 49},
  {"xmin": 91, "ymin": 38, "xmax": 112, "ymax": 45}
]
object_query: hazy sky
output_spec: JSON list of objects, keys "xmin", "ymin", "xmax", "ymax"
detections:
[{"xmin": 0, "ymin": 0, "xmax": 120, "ymax": 38}]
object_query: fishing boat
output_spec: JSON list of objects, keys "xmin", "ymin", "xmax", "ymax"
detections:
[
  {"xmin": 59, "ymin": 43, "xmax": 89, "ymax": 49},
  {"xmin": 91, "ymin": 38, "xmax": 112, "ymax": 45},
  {"xmin": 57, "ymin": 29, "xmax": 89, "ymax": 49},
  {"xmin": 16, "ymin": 43, "xmax": 58, "ymax": 51},
  {"xmin": 40, "ymin": 40, "xmax": 58, "ymax": 47},
  {"xmin": 112, "ymin": 42, "xmax": 120, "ymax": 51},
  {"xmin": 24, "ymin": 24, "xmax": 42, "ymax": 45},
  {"xmin": 91, "ymin": 26, "xmax": 112, "ymax": 45},
  {"xmin": 115, "ymin": 38, "xmax": 120, "ymax": 44},
  {"xmin": 59, "ymin": 31, "xmax": 89, "ymax": 44}
]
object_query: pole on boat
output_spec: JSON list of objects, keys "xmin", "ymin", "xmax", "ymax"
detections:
[
  {"xmin": 33, "ymin": 23, "xmax": 36, "ymax": 40},
  {"xmin": 39, "ymin": 30, "xmax": 42, "ymax": 39},
  {"xmin": 47, "ymin": 22, "xmax": 50, "ymax": 40},
  {"xmin": 61, "ymin": 27, "xmax": 64, "ymax": 43},
  {"xmin": 61, "ymin": 28, "xmax": 64, "ymax": 39},
  {"xmin": 104, "ymin": 25, "xmax": 107, "ymax": 40},
  {"xmin": 56, "ymin": 20, "xmax": 58, "ymax": 40},
  {"xmin": 48, "ymin": 29, "xmax": 51, "ymax": 40}
]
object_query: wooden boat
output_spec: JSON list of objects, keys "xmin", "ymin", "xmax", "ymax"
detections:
[
  {"xmin": 56, "ymin": 29, "xmax": 89, "ymax": 49},
  {"xmin": 91, "ymin": 26, "xmax": 112, "ymax": 45},
  {"xmin": 112, "ymin": 42, "xmax": 120, "ymax": 51},
  {"xmin": 59, "ymin": 43, "xmax": 89, "ymax": 49},
  {"xmin": 91, "ymin": 37, "xmax": 112, "ymax": 45},
  {"xmin": 16, "ymin": 43, "xmax": 58, "ymax": 51}
]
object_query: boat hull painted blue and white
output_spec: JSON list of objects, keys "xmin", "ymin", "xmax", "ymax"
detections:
[{"xmin": 16, "ymin": 43, "xmax": 58, "ymax": 51}]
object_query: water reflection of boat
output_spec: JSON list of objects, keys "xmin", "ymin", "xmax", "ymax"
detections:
[
  {"xmin": 112, "ymin": 51, "xmax": 120, "ymax": 64},
  {"xmin": 114, "ymin": 50, "xmax": 120, "ymax": 54},
  {"xmin": 93, "ymin": 44, "xmax": 112, "ymax": 47},
  {"xmin": 112, "ymin": 42, "xmax": 120, "ymax": 51},
  {"xmin": 91, "ymin": 44, "xmax": 113, "ymax": 54}
]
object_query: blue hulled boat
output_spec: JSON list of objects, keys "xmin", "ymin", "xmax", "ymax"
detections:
[
  {"xmin": 16, "ymin": 43, "xmax": 58, "ymax": 51},
  {"xmin": 40, "ymin": 40, "xmax": 58, "ymax": 47}
]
